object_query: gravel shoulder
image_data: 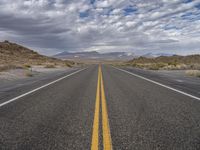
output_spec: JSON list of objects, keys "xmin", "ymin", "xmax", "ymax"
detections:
[
  {"xmin": 118, "ymin": 66, "xmax": 200, "ymax": 97},
  {"xmin": 0, "ymin": 66, "xmax": 80, "ymax": 95}
]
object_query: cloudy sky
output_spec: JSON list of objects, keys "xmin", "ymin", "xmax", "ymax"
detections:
[{"xmin": 0, "ymin": 0, "xmax": 200, "ymax": 55}]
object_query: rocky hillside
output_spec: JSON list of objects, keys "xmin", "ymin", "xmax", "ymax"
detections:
[
  {"xmin": 129, "ymin": 55, "xmax": 200, "ymax": 64},
  {"xmin": 126, "ymin": 55, "xmax": 200, "ymax": 70},
  {"xmin": 0, "ymin": 41, "xmax": 74, "ymax": 71}
]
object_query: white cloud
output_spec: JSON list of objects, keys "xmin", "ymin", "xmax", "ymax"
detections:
[{"xmin": 0, "ymin": 0, "xmax": 200, "ymax": 55}]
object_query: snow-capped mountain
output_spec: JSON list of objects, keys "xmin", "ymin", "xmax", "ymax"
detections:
[{"xmin": 54, "ymin": 51, "xmax": 135, "ymax": 60}]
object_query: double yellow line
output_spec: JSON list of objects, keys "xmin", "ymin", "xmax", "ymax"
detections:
[{"xmin": 91, "ymin": 65, "xmax": 112, "ymax": 150}]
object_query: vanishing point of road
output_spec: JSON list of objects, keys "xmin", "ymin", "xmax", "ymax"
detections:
[{"xmin": 0, "ymin": 65, "xmax": 200, "ymax": 150}]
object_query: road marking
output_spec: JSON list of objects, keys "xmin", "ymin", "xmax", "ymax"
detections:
[
  {"xmin": 100, "ymin": 66, "xmax": 113, "ymax": 150},
  {"xmin": 0, "ymin": 68, "xmax": 86, "ymax": 107},
  {"xmin": 91, "ymin": 66, "xmax": 101, "ymax": 150},
  {"xmin": 91, "ymin": 65, "xmax": 112, "ymax": 150},
  {"xmin": 113, "ymin": 67, "xmax": 200, "ymax": 101}
]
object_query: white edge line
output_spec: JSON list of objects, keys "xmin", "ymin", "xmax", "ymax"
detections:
[
  {"xmin": 0, "ymin": 68, "xmax": 86, "ymax": 107},
  {"xmin": 113, "ymin": 66, "xmax": 200, "ymax": 101}
]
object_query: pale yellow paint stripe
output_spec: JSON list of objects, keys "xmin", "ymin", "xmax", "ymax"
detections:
[
  {"xmin": 100, "ymin": 66, "xmax": 113, "ymax": 150},
  {"xmin": 91, "ymin": 66, "xmax": 101, "ymax": 150}
]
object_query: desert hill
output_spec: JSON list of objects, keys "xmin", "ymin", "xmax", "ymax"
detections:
[
  {"xmin": 0, "ymin": 40, "xmax": 74, "ymax": 71},
  {"xmin": 127, "ymin": 55, "xmax": 200, "ymax": 70}
]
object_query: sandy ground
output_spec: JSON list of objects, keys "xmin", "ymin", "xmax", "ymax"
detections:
[
  {"xmin": 0, "ymin": 65, "xmax": 81, "ymax": 95},
  {"xmin": 0, "ymin": 65, "xmax": 70, "ymax": 82}
]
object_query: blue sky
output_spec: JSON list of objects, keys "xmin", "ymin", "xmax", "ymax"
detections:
[{"xmin": 0, "ymin": 0, "xmax": 200, "ymax": 55}]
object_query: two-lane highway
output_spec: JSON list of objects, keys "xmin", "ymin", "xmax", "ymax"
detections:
[
  {"xmin": 0, "ymin": 65, "xmax": 200, "ymax": 150},
  {"xmin": 0, "ymin": 65, "xmax": 97, "ymax": 149}
]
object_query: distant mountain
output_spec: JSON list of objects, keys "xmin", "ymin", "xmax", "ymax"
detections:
[
  {"xmin": 141, "ymin": 53, "xmax": 174, "ymax": 58},
  {"xmin": 54, "ymin": 51, "xmax": 100, "ymax": 59},
  {"xmin": 54, "ymin": 51, "xmax": 135, "ymax": 60}
]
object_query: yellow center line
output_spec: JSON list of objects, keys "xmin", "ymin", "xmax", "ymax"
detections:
[
  {"xmin": 91, "ymin": 66, "xmax": 101, "ymax": 150},
  {"xmin": 100, "ymin": 66, "xmax": 113, "ymax": 150},
  {"xmin": 91, "ymin": 65, "xmax": 113, "ymax": 150}
]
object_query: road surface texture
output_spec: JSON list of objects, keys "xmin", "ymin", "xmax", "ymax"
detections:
[
  {"xmin": 119, "ymin": 66, "xmax": 200, "ymax": 98},
  {"xmin": 0, "ymin": 65, "xmax": 200, "ymax": 150}
]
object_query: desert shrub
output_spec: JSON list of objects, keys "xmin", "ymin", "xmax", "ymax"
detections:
[
  {"xmin": 0, "ymin": 65, "xmax": 18, "ymax": 72},
  {"xmin": 168, "ymin": 61, "xmax": 179, "ymax": 66},
  {"xmin": 25, "ymin": 72, "xmax": 33, "ymax": 77},
  {"xmin": 147, "ymin": 63, "xmax": 166, "ymax": 70},
  {"xmin": 24, "ymin": 64, "xmax": 31, "ymax": 68},
  {"xmin": 4, "ymin": 40, "xmax": 9, "ymax": 43},
  {"xmin": 45, "ymin": 64, "xmax": 56, "ymax": 68},
  {"xmin": 148, "ymin": 65, "xmax": 160, "ymax": 70},
  {"xmin": 36, "ymin": 62, "xmax": 42, "ymax": 65},
  {"xmin": 189, "ymin": 64, "xmax": 200, "ymax": 70},
  {"xmin": 185, "ymin": 70, "xmax": 200, "ymax": 77},
  {"xmin": 132, "ymin": 63, "xmax": 138, "ymax": 67},
  {"xmin": 65, "ymin": 63, "xmax": 72, "ymax": 67}
]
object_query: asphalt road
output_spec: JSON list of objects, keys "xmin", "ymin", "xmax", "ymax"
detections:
[
  {"xmin": 0, "ymin": 65, "xmax": 200, "ymax": 150},
  {"xmin": 119, "ymin": 66, "xmax": 200, "ymax": 98}
]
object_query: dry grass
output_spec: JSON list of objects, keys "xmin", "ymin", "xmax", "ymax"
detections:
[
  {"xmin": 65, "ymin": 62, "xmax": 72, "ymax": 67},
  {"xmin": 45, "ymin": 64, "xmax": 56, "ymax": 68},
  {"xmin": 23, "ymin": 64, "xmax": 31, "ymax": 69},
  {"xmin": 185, "ymin": 70, "xmax": 200, "ymax": 77},
  {"xmin": 0, "ymin": 64, "xmax": 21, "ymax": 72},
  {"xmin": 25, "ymin": 72, "xmax": 34, "ymax": 77}
]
